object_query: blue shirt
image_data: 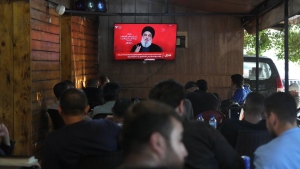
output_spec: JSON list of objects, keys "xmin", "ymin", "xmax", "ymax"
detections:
[
  {"xmin": 232, "ymin": 85, "xmax": 251, "ymax": 105},
  {"xmin": 254, "ymin": 127, "xmax": 300, "ymax": 169}
]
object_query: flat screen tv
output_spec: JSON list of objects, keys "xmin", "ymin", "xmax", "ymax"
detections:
[{"xmin": 113, "ymin": 23, "xmax": 177, "ymax": 61}]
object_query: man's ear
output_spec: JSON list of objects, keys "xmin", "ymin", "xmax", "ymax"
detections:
[
  {"xmin": 149, "ymin": 132, "xmax": 167, "ymax": 158},
  {"xmin": 84, "ymin": 105, "xmax": 90, "ymax": 114},
  {"xmin": 58, "ymin": 106, "xmax": 62, "ymax": 115},
  {"xmin": 177, "ymin": 100, "xmax": 185, "ymax": 116},
  {"xmin": 269, "ymin": 112, "xmax": 277, "ymax": 127}
]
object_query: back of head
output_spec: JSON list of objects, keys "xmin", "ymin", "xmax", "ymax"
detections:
[
  {"xmin": 264, "ymin": 92, "xmax": 297, "ymax": 124},
  {"xmin": 99, "ymin": 75, "xmax": 110, "ymax": 86},
  {"xmin": 86, "ymin": 78, "xmax": 98, "ymax": 88},
  {"xmin": 196, "ymin": 79, "xmax": 208, "ymax": 92},
  {"xmin": 113, "ymin": 98, "xmax": 132, "ymax": 118},
  {"xmin": 53, "ymin": 82, "xmax": 69, "ymax": 99},
  {"xmin": 149, "ymin": 79, "xmax": 185, "ymax": 108},
  {"xmin": 59, "ymin": 88, "xmax": 88, "ymax": 115},
  {"xmin": 122, "ymin": 100, "xmax": 181, "ymax": 157},
  {"xmin": 103, "ymin": 82, "xmax": 121, "ymax": 101},
  {"xmin": 231, "ymin": 74, "xmax": 244, "ymax": 87},
  {"xmin": 184, "ymin": 81, "xmax": 198, "ymax": 93},
  {"xmin": 244, "ymin": 92, "xmax": 264, "ymax": 116},
  {"xmin": 62, "ymin": 80, "xmax": 75, "ymax": 89}
]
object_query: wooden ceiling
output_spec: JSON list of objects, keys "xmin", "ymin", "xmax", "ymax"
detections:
[{"xmin": 148, "ymin": 0, "xmax": 280, "ymax": 14}]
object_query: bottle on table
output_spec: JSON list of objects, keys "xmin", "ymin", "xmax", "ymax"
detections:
[
  {"xmin": 196, "ymin": 114, "xmax": 205, "ymax": 122},
  {"xmin": 209, "ymin": 114, "xmax": 217, "ymax": 128}
]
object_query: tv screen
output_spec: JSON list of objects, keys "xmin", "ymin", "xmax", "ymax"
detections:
[{"xmin": 113, "ymin": 23, "xmax": 177, "ymax": 61}]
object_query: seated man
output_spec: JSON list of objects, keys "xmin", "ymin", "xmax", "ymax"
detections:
[
  {"xmin": 120, "ymin": 100, "xmax": 187, "ymax": 169},
  {"xmin": 254, "ymin": 92, "xmax": 300, "ymax": 168},
  {"xmin": 83, "ymin": 78, "xmax": 104, "ymax": 110},
  {"xmin": 149, "ymin": 79, "xmax": 242, "ymax": 169},
  {"xmin": 42, "ymin": 88, "xmax": 121, "ymax": 169},
  {"xmin": 219, "ymin": 92, "xmax": 267, "ymax": 148},
  {"xmin": 228, "ymin": 74, "xmax": 251, "ymax": 106},
  {"xmin": 91, "ymin": 82, "xmax": 121, "ymax": 118},
  {"xmin": 0, "ymin": 124, "xmax": 14, "ymax": 156},
  {"xmin": 112, "ymin": 98, "xmax": 132, "ymax": 126}
]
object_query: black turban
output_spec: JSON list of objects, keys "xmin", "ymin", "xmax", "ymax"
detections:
[{"xmin": 141, "ymin": 26, "xmax": 155, "ymax": 38}]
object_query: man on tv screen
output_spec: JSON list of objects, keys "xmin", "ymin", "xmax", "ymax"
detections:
[{"xmin": 130, "ymin": 26, "xmax": 162, "ymax": 52}]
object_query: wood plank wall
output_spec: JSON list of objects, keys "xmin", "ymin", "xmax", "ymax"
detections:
[
  {"xmin": 30, "ymin": 0, "xmax": 61, "ymax": 159},
  {"xmin": 98, "ymin": 0, "xmax": 244, "ymax": 100},
  {"xmin": 70, "ymin": 17, "xmax": 98, "ymax": 89}
]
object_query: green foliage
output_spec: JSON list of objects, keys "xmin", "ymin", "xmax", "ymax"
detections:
[{"xmin": 244, "ymin": 24, "xmax": 300, "ymax": 63}]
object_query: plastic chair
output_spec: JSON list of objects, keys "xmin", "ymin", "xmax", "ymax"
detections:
[
  {"xmin": 47, "ymin": 109, "xmax": 65, "ymax": 130},
  {"xmin": 235, "ymin": 130, "xmax": 272, "ymax": 168},
  {"xmin": 200, "ymin": 110, "xmax": 226, "ymax": 128},
  {"xmin": 76, "ymin": 151, "xmax": 123, "ymax": 169}
]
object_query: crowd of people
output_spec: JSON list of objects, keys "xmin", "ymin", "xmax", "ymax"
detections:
[{"xmin": 1, "ymin": 74, "xmax": 299, "ymax": 169}]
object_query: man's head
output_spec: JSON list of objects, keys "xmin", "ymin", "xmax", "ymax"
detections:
[
  {"xmin": 103, "ymin": 82, "xmax": 121, "ymax": 102},
  {"xmin": 86, "ymin": 78, "xmax": 98, "ymax": 88},
  {"xmin": 53, "ymin": 82, "xmax": 69, "ymax": 99},
  {"xmin": 264, "ymin": 92, "xmax": 297, "ymax": 136},
  {"xmin": 196, "ymin": 79, "xmax": 208, "ymax": 92},
  {"xmin": 184, "ymin": 81, "xmax": 199, "ymax": 93},
  {"xmin": 141, "ymin": 26, "xmax": 155, "ymax": 48},
  {"xmin": 99, "ymin": 75, "xmax": 110, "ymax": 87},
  {"xmin": 59, "ymin": 88, "xmax": 89, "ymax": 116},
  {"xmin": 231, "ymin": 74, "xmax": 244, "ymax": 88},
  {"xmin": 122, "ymin": 100, "xmax": 187, "ymax": 168},
  {"xmin": 112, "ymin": 98, "xmax": 132, "ymax": 120},
  {"xmin": 243, "ymin": 92, "xmax": 264, "ymax": 118},
  {"xmin": 62, "ymin": 80, "xmax": 75, "ymax": 89},
  {"xmin": 149, "ymin": 79, "xmax": 185, "ymax": 115}
]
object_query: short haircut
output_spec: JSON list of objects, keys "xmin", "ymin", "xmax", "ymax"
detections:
[
  {"xmin": 59, "ymin": 88, "xmax": 88, "ymax": 115},
  {"xmin": 231, "ymin": 74, "xmax": 244, "ymax": 88},
  {"xmin": 103, "ymin": 82, "xmax": 121, "ymax": 101},
  {"xmin": 244, "ymin": 92, "xmax": 265, "ymax": 116},
  {"xmin": 86, "ymin": 78, "xmax": 98, "ymax": 88},
  {"xmin": 184, "ymin": 81, "xmax": 198, "ymax": 90},
  {"xmin": 113, "ymin": 98, "xmax": 132, "ymax": 118},
  {"xmin": 264, "ymin": 92, "xmax": 297, "ymax": 123},
  {"xmin": 196, "ymin": 79, "xmax": 208, "ymax": 92},
  {"xmin": 122, "ymin": 100, "xmax": 181, "ymax": 157},
  {"xmin": 99, "ymin": 75, "xmax": 109, "ymax": 85},
  {"xmin": 62, "ymin": 80, "xmax": 75, "ymax": 89},
  {"xmin": 149, "ymin": 79, "xmax": 185, "ymax": 108},
  {"xmin": 53, "ymin": 82, "xmax": 69, "ymax": 99}
]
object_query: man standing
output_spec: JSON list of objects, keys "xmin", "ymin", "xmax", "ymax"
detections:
[
  {"xmin": 254, "ymin": 92, "xmax": 300, "ymax": 169},
  {"xmin": 130, "ymin": 26, "xmax": 162, "ymax": 52},
  {"xmin": 149, "ymin": 79, "xmax": 242, "ymax": 169},
  {"xmin": 42, "ymin": 88, "xmax": 121, "ymax": 169},
  {"xmin": 120, "ymin": 100, "xmax": 187, "ymax": 169}
]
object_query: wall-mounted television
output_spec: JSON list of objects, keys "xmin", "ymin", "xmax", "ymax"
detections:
[{"xmin": 113, "ymin": 23, "xmax": 177, "ymax": 61}]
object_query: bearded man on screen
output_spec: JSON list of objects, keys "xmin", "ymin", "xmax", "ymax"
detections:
[{"xmin": 130, "ymin": 26, "xmax": 162, "ymax": 52}]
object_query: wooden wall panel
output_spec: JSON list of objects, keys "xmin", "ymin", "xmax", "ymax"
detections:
[
  {"xmin": 98, "ymin": 0, "xmax": 244, "ymax": 100},
  {"xmin": 0, "ymin": 1, "xmax": 15, "ymax": 144},
  {"xmin": 30, "ymin": 0, "xmax": 60, "ymax": 159},
  {"xmin": 13, "ymin": 1, "xmax": 31, "ymax": 156}
]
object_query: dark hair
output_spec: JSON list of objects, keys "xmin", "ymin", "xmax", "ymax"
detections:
[
  {"xmin": 62, "ymin": 80, "xmax": 75, "ymax": 89},
  {"xmin": 264, "ymin": 92, "xmax": 297, "ymax": 123},
  {"xmin": 59, "ymin": 88, "xmax": 88, "ymax": 115},
  {"xmin": 53, "ymin": 82, "xmax": 69, "ymax": 99},
  {"xmin": 122, "ymin": 100, "xmax": 181, "ymax": 157},
  {"xmin": 86, "ymin": 78, "xmax": 98, "ymax": 88},
  {"xmin": 196, "ymin": 79, "xmax": 208, "ymax": 92},
  {"xmin": 113, "ymin": 98, "xmax": 132, "ymax": 118},
  {"xmin": 244, "ymin": 92, "xmax": 264, "ymax": 116},
  {"xmin": 231, "ymin": 74, "xmax": 244, "ymax": 88},
  {"xmin": 99, "ymin": 75, "xmax": 109, "ymax": 86},
  {"xmin": 103, "ymin": 82, "xmax": 121, "ymax": 101},
  {"xmin": 184, "ymin": 81, "xmax": 198, "ymax": 90},
  {"xmin": 149, "ymin": 79, "xmax": 185, "ymax": 108}
]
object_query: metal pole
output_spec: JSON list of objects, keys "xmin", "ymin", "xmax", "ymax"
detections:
[
  {"xmin": 284, "ymin": 0, "xmax": 289, "ymax": 92},
  {"xmin": 255, "ymin": 16, "xmax": 259, "ymax": 92}
]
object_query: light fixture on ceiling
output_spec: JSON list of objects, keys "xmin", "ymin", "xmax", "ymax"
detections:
[{"xmin": 47, "ymin": 1, "xmax": 66, "ymax": 15}]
